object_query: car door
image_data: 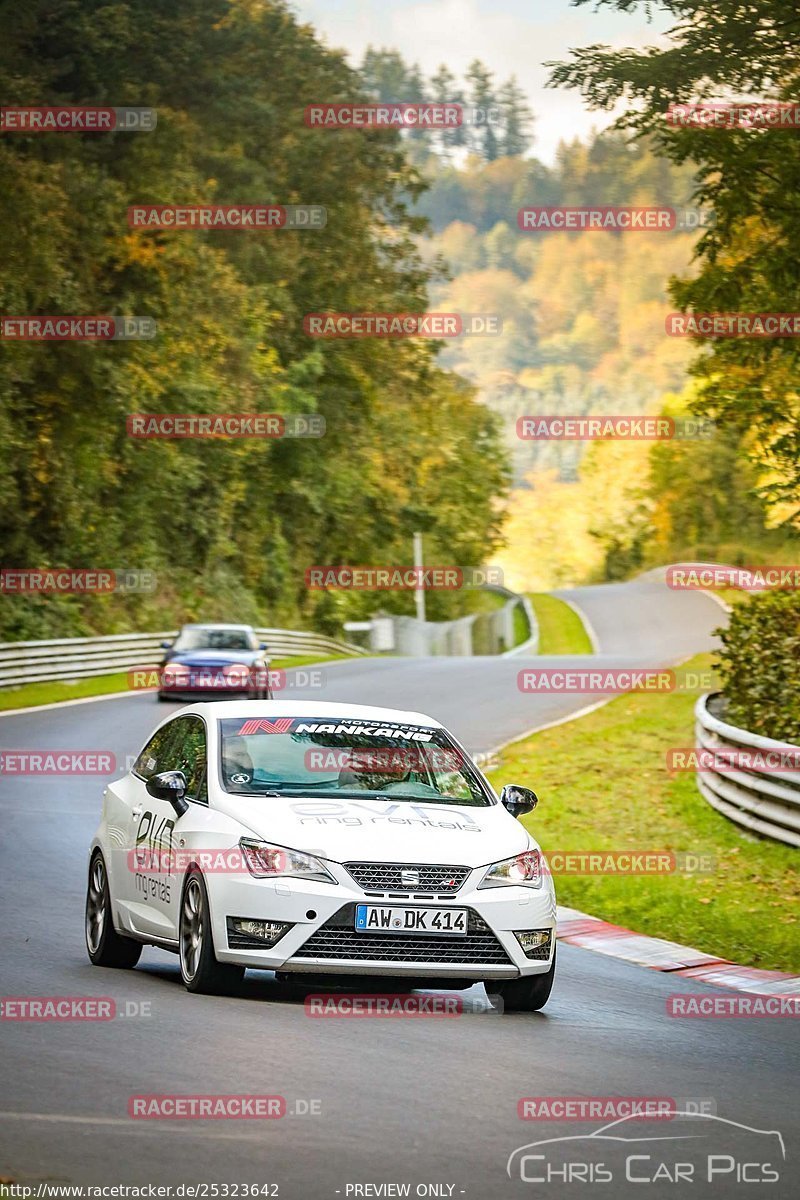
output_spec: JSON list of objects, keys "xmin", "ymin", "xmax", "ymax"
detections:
[
  {"xmin": 107, "ymin": 719, "xmax": 179, "ymax": 932},
  {"xmin": 125, "ymin": 717, "xmax": 196, "ymax": 941}
]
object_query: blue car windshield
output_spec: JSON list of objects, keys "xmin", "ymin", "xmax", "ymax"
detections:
[{"xmin": 173, "ymin": 628, "xmax": 256, "ymax": 652}]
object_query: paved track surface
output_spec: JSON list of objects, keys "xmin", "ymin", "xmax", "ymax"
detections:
[{"xmin": 2, "ymin": 581, "xmax": 795, "ymax": 1198}]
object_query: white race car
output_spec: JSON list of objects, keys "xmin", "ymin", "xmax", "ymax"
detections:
[{"xmin": 85, "ymin": 701, "xmax": 557, "ymax": 1010}]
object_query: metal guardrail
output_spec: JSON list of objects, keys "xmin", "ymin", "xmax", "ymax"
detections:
[
  {"xmin": 503, "ymin": 593, "xmax": 539, "ymax": 656},
  {"xmin": 0, "ymin": 627, "xmax": 368, "ymax": 688},
  {"xmin": 384, "ymin": 589, "xmax": 537, "ymax": 657},
  {"xmin": 694, "ymin": 693, "xmax": 800, "ymax": 848}
]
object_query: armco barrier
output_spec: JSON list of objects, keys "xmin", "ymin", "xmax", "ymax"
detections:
[
  {"xmin": 694, "ymin": 693, "xmax": 800, "ymax": 848},
  {"xmin": 387, "ymin": 591, "xmax": 538, "ymax": 657},
  {"xmin": 0, "ymin": 627, "xmax": 368, "ymax": 689}
]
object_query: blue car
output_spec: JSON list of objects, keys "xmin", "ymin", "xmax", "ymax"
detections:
[{"xmin": 158, "ymin": 623, "xmax": 272, "ymax": 702}]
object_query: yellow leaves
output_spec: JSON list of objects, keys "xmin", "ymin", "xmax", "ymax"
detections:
[
  {"xmin": 119, "ymin": 233, "xmax": 164, "ymax": 268},
  {"xmin": 496, "ymin": 468, "xmax": 604, "ymax": 592}
]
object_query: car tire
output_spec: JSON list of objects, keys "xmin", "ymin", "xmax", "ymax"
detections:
[
  {"xmin": 157, "ymin": 693, "xmax": 171, "ymax": 702},
  {"xmin": 85, "ymin": 851, "xmax": 143, "ymax": 969},
  {"xmin": 254, "ymin": 667, "xmax": 271, "ymax": 701},
  {"xmin": 490, "ymin": 947, "xmax": 556, "ymax": 1012},
  {"xmin": 179, "ymin": 870, "xmax": 245, "ymax": 995}
]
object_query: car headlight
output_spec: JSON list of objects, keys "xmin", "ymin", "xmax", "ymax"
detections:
[
  {"xmin": 239, "ymin": 839, "xmax": 338, "ymax": 884},
  {"xmin": 223, "ymin": 663, "xmax": 251, "ymax": 684},
  {"xmin": 478, "ymin": 850, "xmax": 542, "ymax": 889},
  {"xmin": 162, "ymin": 664, "xmax": 189, "ymax": 685}
]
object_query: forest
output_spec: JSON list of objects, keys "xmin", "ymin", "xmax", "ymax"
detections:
[
  {"xmin": 0, "ymin": 1, "xmax": 508, "ymax": 639},
  {"xmin": 2, "ymin": 0, "xmax": 799, "ymax": 631}
]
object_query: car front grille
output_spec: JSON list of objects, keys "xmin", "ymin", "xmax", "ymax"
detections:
[
  {"xmin": 292, "ymin": 905, "xmax": 512, "ymax": 965},
  {"xmin": 343, "ymin": 861, "xmax": 471, "ymax": 895}
]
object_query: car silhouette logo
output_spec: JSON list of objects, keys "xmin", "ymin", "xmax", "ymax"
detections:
[
  {"xmin": 506, "ymin": 1112, "xmax": 786, "ymax": 1179},
  {"xmin": 400, "ymin": 869, "xmax": 420, "ymax": 887}
]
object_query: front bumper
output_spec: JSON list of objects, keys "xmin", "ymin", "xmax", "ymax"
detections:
[
  {"xmin": 209, "ymin": 865, "xmax": 557, "ymax": 980},
  {"xmin": 159, "ymin": 686, "xmax": 256, "ymax": 700},
  {"xmin": 158, "ymin": 664, "xmax": 267, "ymax": 699}
]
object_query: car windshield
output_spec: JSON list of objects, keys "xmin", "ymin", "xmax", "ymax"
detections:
[
  {"xmin": 218, "ymin": 716, "xmax": 490, "ymax": 806},
  {"xmin": 173, "ymin": 627, "xmax": 256, "ymax": 652}
]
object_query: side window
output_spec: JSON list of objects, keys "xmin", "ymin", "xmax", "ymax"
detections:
[
  {"xmin": 170, "ymin": 716, "xmax": 208, "ymax": 804},
  {"xmin": 133, "ymin": 722, "xmax": 181, "ymax": 781}
]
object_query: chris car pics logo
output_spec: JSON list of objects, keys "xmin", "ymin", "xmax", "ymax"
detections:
[{"xmin": 507, "ymin": 1112, "xmax": 784, "ymax": 1186}]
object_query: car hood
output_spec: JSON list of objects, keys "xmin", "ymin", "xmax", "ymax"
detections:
[
  {"xmin": 211, "ymin": 791, "xmax": 534, "ymax": 867},
  {"xmin": 167, "ymin": 650, "xmax": 260, "ymax": 666}
]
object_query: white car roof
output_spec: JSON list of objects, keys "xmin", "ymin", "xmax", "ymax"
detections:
[
  {"xmin": 181, "ymin": 699, "xmax": 443, "ymax": 728},
  {"xmin": 179, "ymin": 623, "xmax": 254, "ymax": 630}
]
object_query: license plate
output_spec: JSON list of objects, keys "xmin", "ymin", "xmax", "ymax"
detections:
[{"xmin": 355, "ymin": 904, "xmax": 467, "ymax": 936}]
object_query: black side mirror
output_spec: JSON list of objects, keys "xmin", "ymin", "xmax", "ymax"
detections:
[
  {"xmin": 259, "ymin": 642, "xmax": 268, "ymax": 651},
  {"xmin": 160, "ymin": 641, "xmax": 172, "ymax": 650},
  {"xmin": 500, "ymin": 784, "xmax": 538, "ymax": 818},
  {"xmin": 146, "ymin": 770, "xmax": 189, "ymax": 817}
]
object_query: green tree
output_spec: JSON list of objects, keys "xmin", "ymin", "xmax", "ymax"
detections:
[
  {"xmin": 466, "ymin": 60, "xmax": 501, "ymax": 161},
  {"xmin": 430, "ymin": 63, "xmax": 468, "ymax": 158},
  {"xmin": 548, "ymin": 0, "xmax": 800, "ymax": 520},
  {"xmin": 497, "ymin": 76, "xmax": 534, "ymax": 157},
  {"xmin": 0, "ymin": 0, "xmax": 509, "ymax": 638}
]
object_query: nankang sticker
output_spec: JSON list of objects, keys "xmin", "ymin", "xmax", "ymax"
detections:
[
  {"xmin": 293, "ymin": 721, "xmax": 433, "ymax": 742},
  {"xmin": 235, "ymin": 717, "xmax": 434, "ymax": 741}
]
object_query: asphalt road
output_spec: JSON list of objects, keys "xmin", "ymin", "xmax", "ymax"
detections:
[{"xmin": 2, "ymin": 580, "xmax": 796, "ymax": 1198}]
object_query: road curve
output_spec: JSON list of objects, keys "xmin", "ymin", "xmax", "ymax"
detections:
[
  {"xmin": 556, "ymin": 576, "xmax": 726, "ymax": 661},
  {"xmin": 1, "ymin": 580, "xmax": 795, "ymax": 1198}
]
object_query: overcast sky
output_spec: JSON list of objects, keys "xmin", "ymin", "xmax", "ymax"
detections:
[{"xmin": 289, "ymin": 0, "xmax": 673, "ymax": 161}]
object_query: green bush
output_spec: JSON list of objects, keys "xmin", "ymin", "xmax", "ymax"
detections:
[{"xmin": 715, "ymin": 591, "xmax": 800, "ymax": 742}]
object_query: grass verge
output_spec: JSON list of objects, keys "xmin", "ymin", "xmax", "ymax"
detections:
[
  {"xmin": 529, "ymin": 593, "xmax": 594, "ymax": 655},
  {"xmin": 496, "ymin": 652, "xmax": 800, "ymax": 972},
  {"xmin": 513, "ymin": 601, "xmax": 531, "ymax": 647},
  {"xmin": 0, "ymin": 654, "xmax": 352, "ymax": 713}
]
